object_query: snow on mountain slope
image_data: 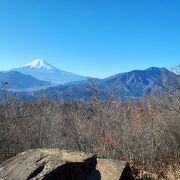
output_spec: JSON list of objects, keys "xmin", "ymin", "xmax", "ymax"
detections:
[
  {"xmin": 20, "ymin": 59, "xmax": 55, "ymax": 71},
  {"xmin": 13, "ymin": 59, "xmax": 87, "ymax": 84},
  {"xmin": 169, "ymin": 65, "xmax": 180, "ymax": 75}
]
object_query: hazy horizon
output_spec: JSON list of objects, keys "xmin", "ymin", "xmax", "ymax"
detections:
[{"xmin": 0, "ymin": 58, "xmax": 179, "ymax": 79}]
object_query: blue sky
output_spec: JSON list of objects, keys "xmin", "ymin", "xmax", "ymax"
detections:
[{"xmin": 0, "ymin": 0, "xmax": 179, "ymax": 78}]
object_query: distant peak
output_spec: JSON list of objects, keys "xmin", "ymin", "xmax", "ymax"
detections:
[
  {"xmin": 169, "ymin": 65, "xmax": 180, "ymax": 75},
  {"xmin": 32, "ymin": 59, "xmax": 45, "ymax": 64},
  {"xmin": 20, "ymin": 59, "xmax": 56, "ymax": 70}
]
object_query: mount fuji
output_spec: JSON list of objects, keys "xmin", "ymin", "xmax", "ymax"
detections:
[{"xmin": 12, "ymin": 59, "xmax": 87, "ymax": 84}]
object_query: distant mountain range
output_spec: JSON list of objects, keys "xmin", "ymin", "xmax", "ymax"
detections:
[
  {"xmin": 12, "ymin": 59, "xmax": 88, "ymax": 84},
  {"xmin": 34, "ymin": 67, "xmax": 180, "ymax": 101},
  {"xmin": 0, "ymin": 60, "xmax": 179, "ymax": 101},
  {"xmin": 0, "ymin": 71, "xmax": 51, "ymax": 91}
]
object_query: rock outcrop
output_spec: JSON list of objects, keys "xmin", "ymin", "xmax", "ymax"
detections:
[{"xmin": 0, "ymin": 149, "xmax": 133, "ymax": 180}]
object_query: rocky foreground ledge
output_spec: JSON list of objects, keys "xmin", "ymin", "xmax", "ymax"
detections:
[{"xmin": 0, "ymin": 149, "xmax": 133, "ymax": 180}]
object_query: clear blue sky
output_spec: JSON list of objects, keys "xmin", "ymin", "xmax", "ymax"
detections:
[{"xmin": 0, "ymin": 0, "xmax": 179, "ymax": 78}]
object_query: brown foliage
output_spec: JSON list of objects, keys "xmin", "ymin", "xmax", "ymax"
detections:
[{"xmin": 0, "ymin": 88, "xmax": 180, "ymax": 177}]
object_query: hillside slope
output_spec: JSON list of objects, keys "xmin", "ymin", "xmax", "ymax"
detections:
[
  {"xmin": 35, "ymin": 67, "xmax": 180, "ymax": 101},
  {"xmin": 0, "ymin": 71, "xmax": 51, "ymax": 90}
]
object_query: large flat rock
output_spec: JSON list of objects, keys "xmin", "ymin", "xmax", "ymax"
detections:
[{"xmin": 0, "ymin": 149, "xmax": 133, "ymax": 180}]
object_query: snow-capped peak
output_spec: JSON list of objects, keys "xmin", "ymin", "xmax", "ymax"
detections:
[
  {"xmin": 20, "ymin": 59, "xmax": 55, "ymax": 71},
  {"xmin": 169, "ymin": 65, "xmax": 180, "ymax": 75}
]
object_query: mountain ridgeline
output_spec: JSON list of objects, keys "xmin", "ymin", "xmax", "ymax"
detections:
[
  {"xmin": 0, "ymin": 60, "xmax": 179, "ymax": 101},
  {"xmin": 36, "ymin": 67, "xmax": 180, "ymax": 101},
  {"xmin": 0, "ymin": 71, "xmax": 51, "ymax": 91},
  {"xmin": 12, "ymin": 59, "xmax": 87, "ymax": 84}
]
